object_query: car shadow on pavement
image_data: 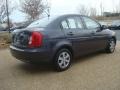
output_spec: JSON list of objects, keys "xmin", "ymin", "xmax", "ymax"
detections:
[
  {"xmin": 15, "ymin": 62, "xmax": 55, "ymax": 74},
  {"xmin": 15, "ymin": 51, "xmax": 107, "ymax": 73}
]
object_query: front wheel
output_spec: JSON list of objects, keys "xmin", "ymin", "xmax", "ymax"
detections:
[
  {"xmin": 106, "ymin": 38, "xmax": 116, "ymax": 53},
  {"xmin": 54, "ymin": 49, "xmax": 72, "ymax": 71}
]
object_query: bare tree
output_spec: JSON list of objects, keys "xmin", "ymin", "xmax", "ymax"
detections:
[
  {"xmin": 114, "ymin": 1, "xmax": 120, "ymax": 14},
  {"xmin": 89, "ymin": 7, "xmax": 97, "ymax": 17},
  {"xmin": 0, "ymin": 0, "xmax": 14, "ymax": 23},
  {"xmin": 20, "ymin": 0, "xmax": 47, "ymax": 21},
  {"xmin": 78, "ymin": 5, "xmax": 89, "ymax": 16}
]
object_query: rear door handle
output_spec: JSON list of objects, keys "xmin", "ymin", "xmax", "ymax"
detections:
[{"xmin": 67, "ymin": 32, "xmax": 74, "ymax": 36}]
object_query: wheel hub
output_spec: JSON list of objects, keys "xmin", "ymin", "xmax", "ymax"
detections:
[{"xmin": 58, "ymin": 52, "xmax": 70, "ymax": 69}]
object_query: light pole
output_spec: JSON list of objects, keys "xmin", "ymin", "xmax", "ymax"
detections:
[{"xmin": 5, "ymin": 0, "xmax": 10, "ymax": 33}]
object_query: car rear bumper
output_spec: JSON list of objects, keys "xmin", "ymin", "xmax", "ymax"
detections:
[{"xmin": 10, "ymin": 46, "xmax": 52, "ymax": 63}]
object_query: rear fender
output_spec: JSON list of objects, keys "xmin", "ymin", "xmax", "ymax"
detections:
[{"xmin": 52, "ymin": 40, "xmax": 73, "ymax": 60}]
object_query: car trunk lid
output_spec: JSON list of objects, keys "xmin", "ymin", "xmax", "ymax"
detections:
[{"xmin": 11, "ymin": 27, "xmax": 50, "ymax": 49}]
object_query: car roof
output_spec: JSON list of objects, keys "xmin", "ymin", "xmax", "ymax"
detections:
[
  {"xmin": 27, "ymin": 14, "xmax": 85, "ymax": 29},
  {"xmin": 48, "ymin": 14, "xmax": 83, "ymax": 19}
]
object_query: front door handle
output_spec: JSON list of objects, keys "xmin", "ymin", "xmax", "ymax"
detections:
[{"xmin": 67, "ymin": 32, "xmax": 74, "ymax": 36}]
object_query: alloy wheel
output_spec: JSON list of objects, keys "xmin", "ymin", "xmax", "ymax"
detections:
[{"xmin": 57, "ymin": 51, "xmax": 71, "ymax": 69}]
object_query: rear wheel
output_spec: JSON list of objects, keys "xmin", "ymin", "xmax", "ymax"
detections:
[
  {"xmin": 54, "ymin": 49, "xmax": 72, "ymax": 71},
  {"xmin": 106, "ymin": 38, "xmax": 116, "ymax": 53}
]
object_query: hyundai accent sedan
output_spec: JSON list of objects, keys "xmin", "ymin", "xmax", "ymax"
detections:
[{"xmin": 10, "ymin": 14, "xmax": 116, "ymax": 71}]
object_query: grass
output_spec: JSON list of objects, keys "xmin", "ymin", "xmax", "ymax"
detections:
[
  {"xmin": 0, "ymin": 32, "xmax": 11, "ymax": 49},
  {"xmin": 95, "ymin": 16, "xmax": 120, "ymax": 21}
]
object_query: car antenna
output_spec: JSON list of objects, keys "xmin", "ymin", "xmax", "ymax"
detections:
[
  {"xmin": 48, "ymin": 14, "xmax": 50, "ymax": 20},
  {"xmin": 47, "ymin": 8, "xmax": 50, "ymax": 20},
  {"xmin": 44, "ymin": 4, "xmax": 50, "ymax": 20}
]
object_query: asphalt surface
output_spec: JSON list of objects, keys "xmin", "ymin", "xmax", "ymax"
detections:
[
  {"xmin": 113, "ymin": 30, "xmax": 120, "ymax": 41},
  {"xmin": 0, "ymin": 42, "xmax": 120, "ymax": 90}
]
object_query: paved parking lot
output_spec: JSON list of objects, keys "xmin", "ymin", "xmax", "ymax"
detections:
[
  {"xmin": 0, "ymin": 41, "xmax": 120, "ymax": 90},
  {"xmin": 113, "ymin": 30, "xmax": 120, "ymax": 40}
]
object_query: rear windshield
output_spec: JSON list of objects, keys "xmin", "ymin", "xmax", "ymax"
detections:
[{"xmin": 27, "ymin": 16, "xmax": 57, "ymax": 28}]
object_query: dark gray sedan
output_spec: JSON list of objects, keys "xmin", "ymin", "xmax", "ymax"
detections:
[
  {"xmin": 10, "ymin": 14, "xmax": 116, "ymax": 71},
  {"xmin": 109, "ymin": 20, "xmax": 120, "ymax": 30}
]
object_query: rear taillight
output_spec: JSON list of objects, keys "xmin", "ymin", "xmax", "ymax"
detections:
[{"xmin": 29, "ymin": 31, "xmax": 43, "ymax": 48}]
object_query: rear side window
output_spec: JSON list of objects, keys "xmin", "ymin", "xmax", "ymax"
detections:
[
  {"xmin": 67, "ymin": 18, "xmax": 77, "ymax": 29},
  {"xmin": 82, "ymin": 16, "xmax": 99, "ymax": 29}
]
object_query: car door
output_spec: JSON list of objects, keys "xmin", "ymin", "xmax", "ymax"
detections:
[
  {"xmin": 73, "ymin": 16, "xmax": 98, "ymax": 55},
  {"xmin": 81, "ymin": 16, "xmax": 107, "ymax": 51},
  {"xmin": 61, "ymin": 17, "xmax": 80, "ymax": 56},
  {"xmin": 61, "ymin": 17, "xmax": 77, "ymax": 39},
  {"xmin": 61, "ymin": 16, "xmax": 94, "ymax": 57}
]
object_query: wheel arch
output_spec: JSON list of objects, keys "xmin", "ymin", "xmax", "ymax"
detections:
[
  {"xmin": 52, "ymin": 44, "xmax": 74, "ymax": 60},
  {"xmin": 56, "ymin": 45, "xmax": 73, "ymax": 56},
  {"xmin": 109, "ymin": 36, "xmax": 117, "ymax": 43}
]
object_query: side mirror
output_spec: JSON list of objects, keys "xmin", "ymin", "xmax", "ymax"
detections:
[
  {"xmin": 97, "ymin": 25, "xmax": 108, "ymax": 32},
  {"xmin": 101, "ymin": 25, "xmax": 108, "ymax": 30}
]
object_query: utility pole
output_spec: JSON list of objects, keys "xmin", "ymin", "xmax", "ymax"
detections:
[{"xmin": 6, "ymin": 0, "xmax": 10, "ymax": 33}]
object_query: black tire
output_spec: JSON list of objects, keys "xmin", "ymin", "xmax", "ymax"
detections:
[
  {"xmin": 53, "ymin": 49, "xmax": 72, "ymax": 71},
  {"xmin": 106, "ymin": 38, "xmax": 116, "ymax": 53}
]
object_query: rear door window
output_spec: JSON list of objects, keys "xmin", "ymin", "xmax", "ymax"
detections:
[
  {"xmin": 61, "ymin": 20, "xmax": 69, "ymax": 29},
  {"xmin": 67, "ymin": 18, "xmax": 77, "ymax": 29}
]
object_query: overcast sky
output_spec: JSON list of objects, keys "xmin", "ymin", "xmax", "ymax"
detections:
[
  {"xmin": 10, "ymin": 0, "xmax": 120, "ymax": 22},
  {"xmin": 50, "ymin": 0, "xmax": 120, "ymax": 14}
]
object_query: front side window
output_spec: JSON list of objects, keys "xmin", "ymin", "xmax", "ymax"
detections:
[{"xmin": 83, "ymin": 16, "xmax": 99, "ymax": 29}]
